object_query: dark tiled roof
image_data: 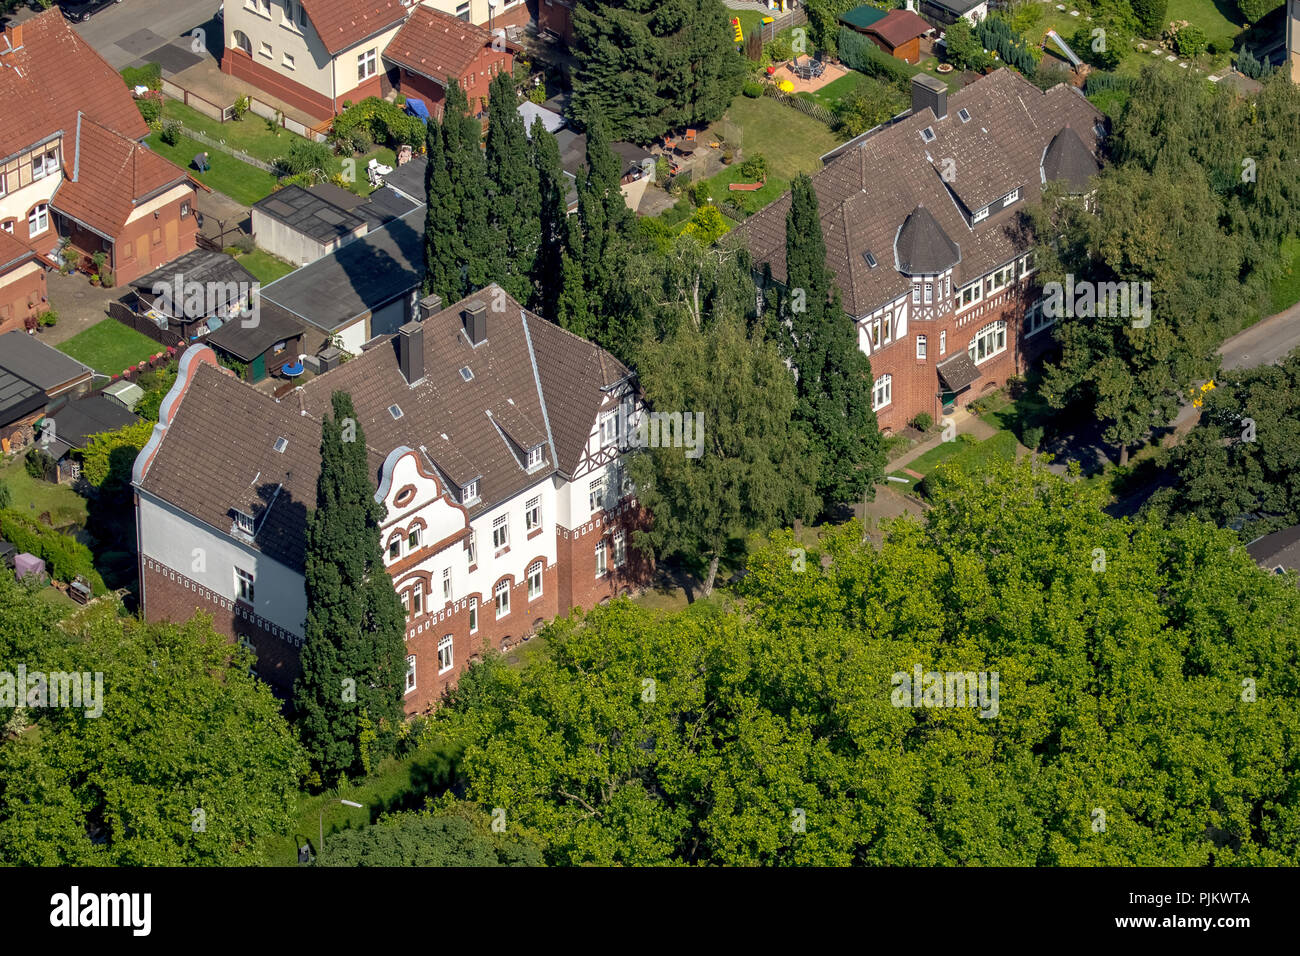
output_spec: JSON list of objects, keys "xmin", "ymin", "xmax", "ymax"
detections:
[
  {"xmin": 257, "ymin": 206, "xmax": 425, "ymax": 333},
  {"xmin": 205, "ymin": 301, "xmax": 308, "ymax": 362},
  {"xmin": 840, "ymin": 5, "xmax": 888, "ymax": 30},
  {"xmin": 734, "ymin": 69, "xmax": 1105, "ymax": 318},
  {"xmin": 895, "ymin": 205, "xmax": 960, "ymax": 274},
  {"xmin": 867, "ymin": 10, "xmax": 933, "ymax": 47},
  {"xmin": 301, "ymin": 0, "xmax": 408, "ymax": 56},
  {"xmin": 1246, "ymin": 525, "xmax": 1300, "ymax": 574},
  {"xmin": 1041, "ymin": 126, "xmax": 1102, "ymax": 193},
  {"xmin": 129, "ymin": 248, "xmax": 257, "ymax": 295},
  {"xmin": 50, "ymin": 394, "xmax": 138, "ymax": 448},
  {"xmin": 253, "ymin": 185, "xmax": 368, "ymax": 246},
  {"xmin": 136, "ymin": 286, "xmax": 631, "ymax": 570},
  {"xmin": 936, "ymin": 351, "xmax": 980, "ymax": 391},
  {"xmin": 0, "ymin": 330, "xmax": 92, "ymax": 391}
]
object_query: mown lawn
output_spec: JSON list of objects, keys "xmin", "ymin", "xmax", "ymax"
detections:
[
  {"xmin": 145, "ymin": 130, "xmax": 279, "ymax": 205},
  {"xmin": 1166, "ymin": 0, "xmax": 1245, "ymax": 51},
  {"xmin": 801, "ymin": 70, "xmax": 872, "ymax": 111},
  {"xmin": 0, "ymin": 456, "xmax": 88, "ymax": 527},
  {"xmin": 697, "ymin": 163, "xmax": 789, "ymax": 216},
  {"xmin": 236, "ymin": 249, "xmax": 297, "ymax": 285},
  {"xmin": 1268, "ymin": 235, "xmax": 1300, "ymax": 315},
  {"xmin": 56, "ymin": 319, "xmax": 161, "ymax": 376},
  {"xmin": 718, "ymin": 94, "xmax": 843, "ymax": 181}
]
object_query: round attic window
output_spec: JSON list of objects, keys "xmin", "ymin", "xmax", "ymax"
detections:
[{"xmin": 394, "ymin": 485, "xmax": 417, "ymax": 507}]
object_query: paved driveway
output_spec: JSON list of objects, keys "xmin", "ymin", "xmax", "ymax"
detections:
[{"xmin": 54, "ymin": 0, "xmax": 219, "ymax": 71}]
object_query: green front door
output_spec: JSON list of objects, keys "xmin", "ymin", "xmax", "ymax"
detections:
[{"xmin": 250, "ymin": 353, "xmax": 266, "ymax": 382}]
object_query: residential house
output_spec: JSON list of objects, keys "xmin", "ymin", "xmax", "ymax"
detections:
[
  {"xmin": 734, "ymin": 70, "xmax": 1104, "ymax": 433},
  {"xmin": 222, "ymin": 0, "xmax": 410, "ymax": 120},
  {"xmin": 39, "ymin": 392, "xmax": 140, "ymax": 482},
  {"xmin": 1246, "ymin": 526, "xmax": 1300, "ymax": 579},
  {"xmin": 0, "ymin": 329, "xmax": 95, "ymax": 454},
  {"xmin": 920, "ymin": 0, "xmax": 987, "ymax": 27},
  {"xmin": 0, "ymin": 11, "xmax": 198, "ymax": 288},
  {"xmin": 0, "ymin": 229, "xmax": 51, "ymax": 337},
  {"xmin": 132, "ymin": 285, "xmax": 651, "ymax": 711},
  {"xmin": 383, "ymin": 5, "xmax": 514, "ymax": 120}
]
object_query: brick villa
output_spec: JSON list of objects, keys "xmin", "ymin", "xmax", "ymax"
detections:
[
  {"xmin": 132, "ymin": 286, "xmax": 651, "ymax": 713},
  {"xmin": 736, "ymin": 69, "xmax": 1105, "ymax": 434}
]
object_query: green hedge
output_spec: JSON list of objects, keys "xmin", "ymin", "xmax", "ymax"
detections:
[
  {"xmin": 838, "ymin": 27, "xmax": 919, "ymax": 89},
  {"xmin": 0, "ymin": 511, "xmax": 107, "ymax": 595}
]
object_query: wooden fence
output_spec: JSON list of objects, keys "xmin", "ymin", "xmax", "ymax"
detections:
[
  {"xmin": 761, "ymin": 83, "xmax": 835, "ymax": 127},
  {"xmin": 753, "ymin": 8, "xmax": 808, "ymax": 45},
  {"xmin": 108, "ymin": 301, "xmax": 186, "ymax": 355},
  {"xmin": 160, "ymin": 78, "xmax": 230, "ymax": 121}
]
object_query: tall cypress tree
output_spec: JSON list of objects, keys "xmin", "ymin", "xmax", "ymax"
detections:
[
  {"xmin": 293, "ymin": 392, "xmax": 408, "ymax": 785},
  {"xmin": 423, "ymin": 114, "xmax": 460, "ymax": 305},
  {"xmin": 442, "ymin": 80, "xmax": 501, "ymax": 294},
  {"xmin": 572, "ymin": 115, "xmax": 636, "ymax": 346},
  {"xmin": 485, "ymin": 72, "xmax": 539, "ymax": 303},
  {"xmin": 784, "ymin": 174, "xmax": 885, "ymax": 510},
  {"xmin": 530, "ymin": 116, "xmax": 576, "ymax": 322}
]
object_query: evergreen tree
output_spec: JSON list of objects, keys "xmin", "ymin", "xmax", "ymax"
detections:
[
  {"xmin": 556, "ymin": 218, "xmax": 591, "ymax": 334},
  {"xmin": 570, "ymin": 0, "xmax": 744, "ymax": 143},
  {"xmin": 485, "ymin": 72, "xmax": 539, "ymax": 304},
  {"xmin": 530, "ymin": 116, "xmax": 572, "ymax": 322},
  {"xmin": 572, "ymin": 115, "xmax": 638, "ymax": 349},
  {"xmin": 293, "ymin": 392, "xmax": 408, "ymax": 785},
  {"xmin": 442, "ymin": 80, "xmax": 501, "ymax": 294},
  {"xmin": 423, "ymin": 114, "xmax": 460, "ymax": 305},
  {"xmin": 783, "ymin": 173, "xmax": 884, "ymax": 508}
]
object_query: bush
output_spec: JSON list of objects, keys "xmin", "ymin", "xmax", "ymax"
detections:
[
  {"xmin": 911, "ymin": 412, "xmax": 933, "ymax": 432},
  {"xmin": 739, "ymin": 153, "xmax": 768, "ymax": 181},
  {"xmin": 136, "ymin": 98, "xmax": 161, "ymax": 124},
  {"xmin": 1021, "ymin": 425, "xmax": 1044, "ymax": 450},
  {"xmin": 976, "ymin": 16, "xmax": 1038, "ymax": 76},
  {"xmin": 331, "ymin": 96, "xmax": 425, "ymax": 152},
  {"xmin": 1172, "ymin": 24, "xmax": 1208, "ymax": 58},
  {"xmin": 1130, "ymin": 0, "xmax": 1168, "ymax": 36},
  {"xmin": 160, "ymin": 120, "xmax": 182, "ymax": 146},
  {"xmin": 121, "ymin": 62, "xmax": 162, "ymax": 91},
  {"xmin": 276, "ymin": 139, "xmax": 333, "ymax": 180},
  {"xmin": 1238, "ymin": 0, "xmax": 1283, "ymax": 24},
  {"xmin": 941, "ymin": 17, "xmax": 994, "ymax": 73},
  {"xmin": 24, "ymin": 447, "xmax": 51, "ymax": 479},
  {"xmin": 1238, "ymin": 46, "xmax": 1274, "ymax": 79},
  {"xmin": 840, "ymin": 28, "xmax": 919, "ymax": 88},
  {"xmin": 767, "ymin": 36, "xmax": 794, "ymax": 62},
  {"xmin": 231, "ymin": 95, "xmax": 250, "ymax": 120},
  {"xmin": 918, "ymin": 431, "xmax": 1018, "ymax": 497},
  {"xmin": 691, "ymin": 180, "xmax": 712, "ymax": 206},
  {"xmin": 742, "ymin": 80, "xmax": 764, "ymax": 98},
  {"xmin": 38, "ymin": 310, "xmax": 57, "ymax": 328},
  {"xmin": 0, "ymin": 482, "xmax": 9, "ymax": 511},
  {"xmin": 1070, "ymin": 24, "xmax": 1122, "ymax": 71},
  {"xmin": 0, "ymin": 511, "xmax": 107, "ymax": 594}
]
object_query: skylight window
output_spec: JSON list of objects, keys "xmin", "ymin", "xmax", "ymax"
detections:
[
  {"xmin": 273, "ymin": 437, "xmax": 288, "ymax": 453},
  {"xmin": 862, "ymin": 251, "xmax": 878, "ymax": 268},
  {"xmin": 920, "ymin": 127, "xmax": 935, "ymax": 143},
  {"xmin": 958, "ymin": 108, "xmax": 971, "ymax": 123},
  {"xmin": 388, "ymin": 404, "xmax": 403, "ymax": 420},
  {"xmin": 459, "ymin": 366, "xmax": 473, "ymax": 382}
]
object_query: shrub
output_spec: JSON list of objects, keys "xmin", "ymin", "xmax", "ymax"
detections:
[
  {"xmin": 1021, "ymin": 425, "xmax": 1044, "ymax": 450},
  {"xmin": 1238, "ymin": 0, "xmax": 1283, "ymax": 25},
  {"xmin": 941, "ymin": 17, "xmax": 994, "ymax": 73},
  {"xmin": 739, "ymin": 153, "xmax": 768, "ymax": 181},
  {"xmin": 136, "ymin": 98, "xmax": 161, "ymax": 124},
  {"xmin": 38, "ymin": 310, "xmax": 57, "ymax": 328},
  {"xmin": 691, "ymin": 180, "xmax": 712, "ymax": 206},
  {"xmin": 767, "ymin": 36, "xmax": 794, "ymax": 62},
  {"xmin": 1238, "ymin": 47, "xmax": 1274, "ymax": 79},
  {"xmin": 331, "ymin": 97, "xmax": 426, "ymax": 152},
  {"xmin": 911, "ymin": 412, "xmax": 933, "ymax": 431},
  {"xmin": 1172, "ymin": 24, "xmax": 1208, "ymax": 58},
  {"xmin": 231, "ymin": 94, "xmax": 250, "ymax": 120},
  {"xmin": 160, "ymin": 120, "xmax": 182, "ymax": 146},
  {"xmin": 742, "ymin": 80, "xmax": 764, "ymax": 98},
  {"xmin": 976, "ymin": 16, "xmax": 1038, "ymax": 76},
  {"xmin": 121, "ymin": 62, "xmax": 162, "ymax": 91},
  {"xmin": 840, "ymin": 27, "xmax": 919, "ymax": 87},
  {"xmin": 1071, "ymin": 23, "xmax": 1122, "ymax": 71},
  {"xmin": 917, "ymin": 431, "xmax": 1018, "ymax": 497},
  {"xmin": 0, "ymin": 511, "xmax": 107, "ymax": 594},
  {"xmin": 0, "ymin": 482, "xmax": 9, "ymax": 511},
  {"xmin": 275, "ymin": 139, "xmax": 333, "ymax": 180},
  {"xmin": 24, "ymin": 447, "xmax": 51, "ymax": 480},
  {"xmin": 1130, "ymin": 0, "xmax": 1168, "ymax": 36}
]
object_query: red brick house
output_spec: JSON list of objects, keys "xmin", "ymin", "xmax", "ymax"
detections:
[
  {"xmin": 383, "ymin": 6, "xmax": 514, "ymax": 120},
  {"xmin": 0, "ymin": 230, "xmax": 51, "ymax": 337},
  {"xmin": 132, "ymin": 285, "xmax": 653, "ymax": 713},
  {"xmin": 0, "ymin": 11, "xmax": 197, "ymax": 288},
  {"xmin": 736, "ymin": 70, "xmax": 1105, "ymax": 434}
]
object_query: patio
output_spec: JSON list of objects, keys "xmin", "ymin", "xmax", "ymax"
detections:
[{"xmin": 769, "ymin": 58, "xmax": 850, "ymax": 96}]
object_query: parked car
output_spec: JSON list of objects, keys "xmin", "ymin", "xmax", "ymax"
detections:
[{"xmin": 57, "ymin": 0, "xmax": 122, "ymax": 23}]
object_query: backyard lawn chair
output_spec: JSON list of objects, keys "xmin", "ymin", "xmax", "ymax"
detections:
[{"xmin": 685, "ymin": 128, "xmax": 698, "ymax": 143}]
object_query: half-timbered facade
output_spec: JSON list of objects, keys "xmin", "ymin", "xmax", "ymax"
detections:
[{"xmin": 132, "ymin": 286, "xmax": 651, "ymax": 713}]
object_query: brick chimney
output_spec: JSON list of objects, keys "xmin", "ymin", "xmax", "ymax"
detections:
[
  {"xmin": 397, "ymin": 321, "xmax": 424, "ymax": 386},
  {"xmin": 5, "ymin": 23, "xmax": 23, "ymax": 51},
  {"xmin": 911, "ymin": 74, "xmax": 947, "ymax": 121},
  {"xmin": 462, "ymin": 302, "xmax": 487, "ymax": 346}
]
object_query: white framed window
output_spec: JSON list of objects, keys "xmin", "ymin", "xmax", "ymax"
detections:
[
  {"xmin": 1025, "ymin": 300, "xmax": 1055, "ymax": 337},
  {"xmin": 31, "ymin": 149, "xmax": 58, "ymax": 181},
  {"xmin": 916, "ymin": 335, "xmax": 927, "ymax": 360},
  {"xmin": 912, "ymin": 284, "xmax": 920, "ymax": 304},
  {"xmin": 1, "ymin": 221, "xmax": 12, "ymax": 234},
  {"xmin": 233, "ymin": 30, "xmax": 252, "ymax": 55},
  {"xmin": 405, "ymin": 655, "xmax": 417, "ymax": 694},
  {"xmin": 468, "ymin": 596, "xmax": 478, "ymax": 633},
  {"xmin": 358, "ymin": 47, "xmax": 377, "ymax": 81},
  {"xmin": 1005, "ymin": 187, "xmax": 1020, "ymax": 205},
  {"xmin": 588, "ymin": 476, "xmax": 606, "ymax": 513},
  {"xmin": 527, "ymin": 562, "xmax": 542, "ymax": 600},
  {"xmin": 28, "ymin": 204, "xmax": 48, "ymax": 237},
  {"xmin": 527, "ymin": 445, "xmax": 544, "ymax": 471},
  {"xmin": 412, "ymin": 581, "xmax": 423, "ymax": 617},
  {"xmin": 872, "ymin": 374, "xmax": 892, "ymax": 411},
  {"xmin": 181, "ymin": 201, "xmax": 191, "ymax": 219},
  {"xmin": 599, "ymin": 411, "xmax": 618, "ymax": 447},
  {"xmin": 492, "ymin": 514, "xmax": 509, "ymax": 550},
  {"xmin": 972, "ymin": 206, "xmax": 989, "ymax": 224},
  {"xmin": 525, "ymin": 496, "xmax": 541, "ymax": 531},
  {"xmin": 438, "ymin": 635, "xmax": 454, "ymax": 673},
  {"xmin": 456, "ymin": 1, "xmax": 470, "ymax": 19},
  {"xmin": 388, "ymin": 537, "xmax": 401, "ymax": 561},
  {"xmin": 959, "ymin": 281, "xmax": 982, "ymax": 310},
  {"xmin": 401, "ymin": 590, "xmax": 410, "ymax": 619},
  {"xmin": 495, "ymin": 580, "xmax": 510, "ymax": 618},
  {"xmin": 466, "ymin": 530, "xmax": 477, "ymax": 567},
  {"xmin": 969, "ymin": 320, "xmax": 1008, "ymax": 364},
  {"xmin": 0, "ymin": 172, "xmax": 6, "ymax": 198},
  {"xmin": 1018, "ymin": 251, "xmax": 1036, "ymax": 278},
  {"xmin": 986, "ymin": 264, "xmax": 1014, "ymax": 295},
  {"xmin": 462, "ymin": 479, "xmax": 479, "ymax": 504},
  {"xmin": 442, "ymin": 567, "xmax": 452, "ymax": 601},
  {"xmin": 235, "ymin": 567, "xmax": 255, "ymax": 602},
  {"xmin": 408, "ymin": 527, "xmax": 421, "ymax": 551},
  {"xmin": 923, "ymin": 282, "xmax": 933, "ymax": 304},
  {"xmin": 595, "ymin": 540, "xmax": 608, "ymax": 578},
  {"xmin": 259, "ymin": 41, "xmax": 273, "ymax": 59},
  {"xmin": 613, "ymin": 530, "xmax": 626, "ymax": 568},
  {"xmin": 945, "ymin": 274, "xmax": 951, "ymax": 297},
  {"xmin": 865, "ymin": 312, "xmax": 892, "ymax": 350}
]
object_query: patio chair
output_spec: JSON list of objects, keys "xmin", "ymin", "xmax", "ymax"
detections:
[{"xmin": 685, "ymin": 128, "xmax": 698, "ymax": 143}]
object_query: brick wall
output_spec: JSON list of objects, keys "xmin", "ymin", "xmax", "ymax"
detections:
[
  {"xmin": 0, "ymin": 260, "xmax": 49, "ymax": 336},
  {"xmin": 222, "ymin": 48, "xmax": 334, "ymax": 120},
  {"xmin": 557, "ymin": 499, "xmax": 654, "ymax": 612}
]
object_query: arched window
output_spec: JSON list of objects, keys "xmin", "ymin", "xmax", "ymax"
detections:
[
  {"xmin": 872, "ymin": 374, "xmax": 892, "ymax": 411},
  {"xmin": 232, "ymin": 30, "xmax": 252, "ymax": 55},
  {"xmin": 968, "ymin": 320, "xmax": 1008, "ymax": 365}
]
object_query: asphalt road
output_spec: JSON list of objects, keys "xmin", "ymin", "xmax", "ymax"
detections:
[
  {"xmin": 38, "ymin": 0, "xmax": 219, "ymax": 70},
  {"xmin": 1219, "ymin": 302, "xmax": 1300, "ymax": 371}
]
